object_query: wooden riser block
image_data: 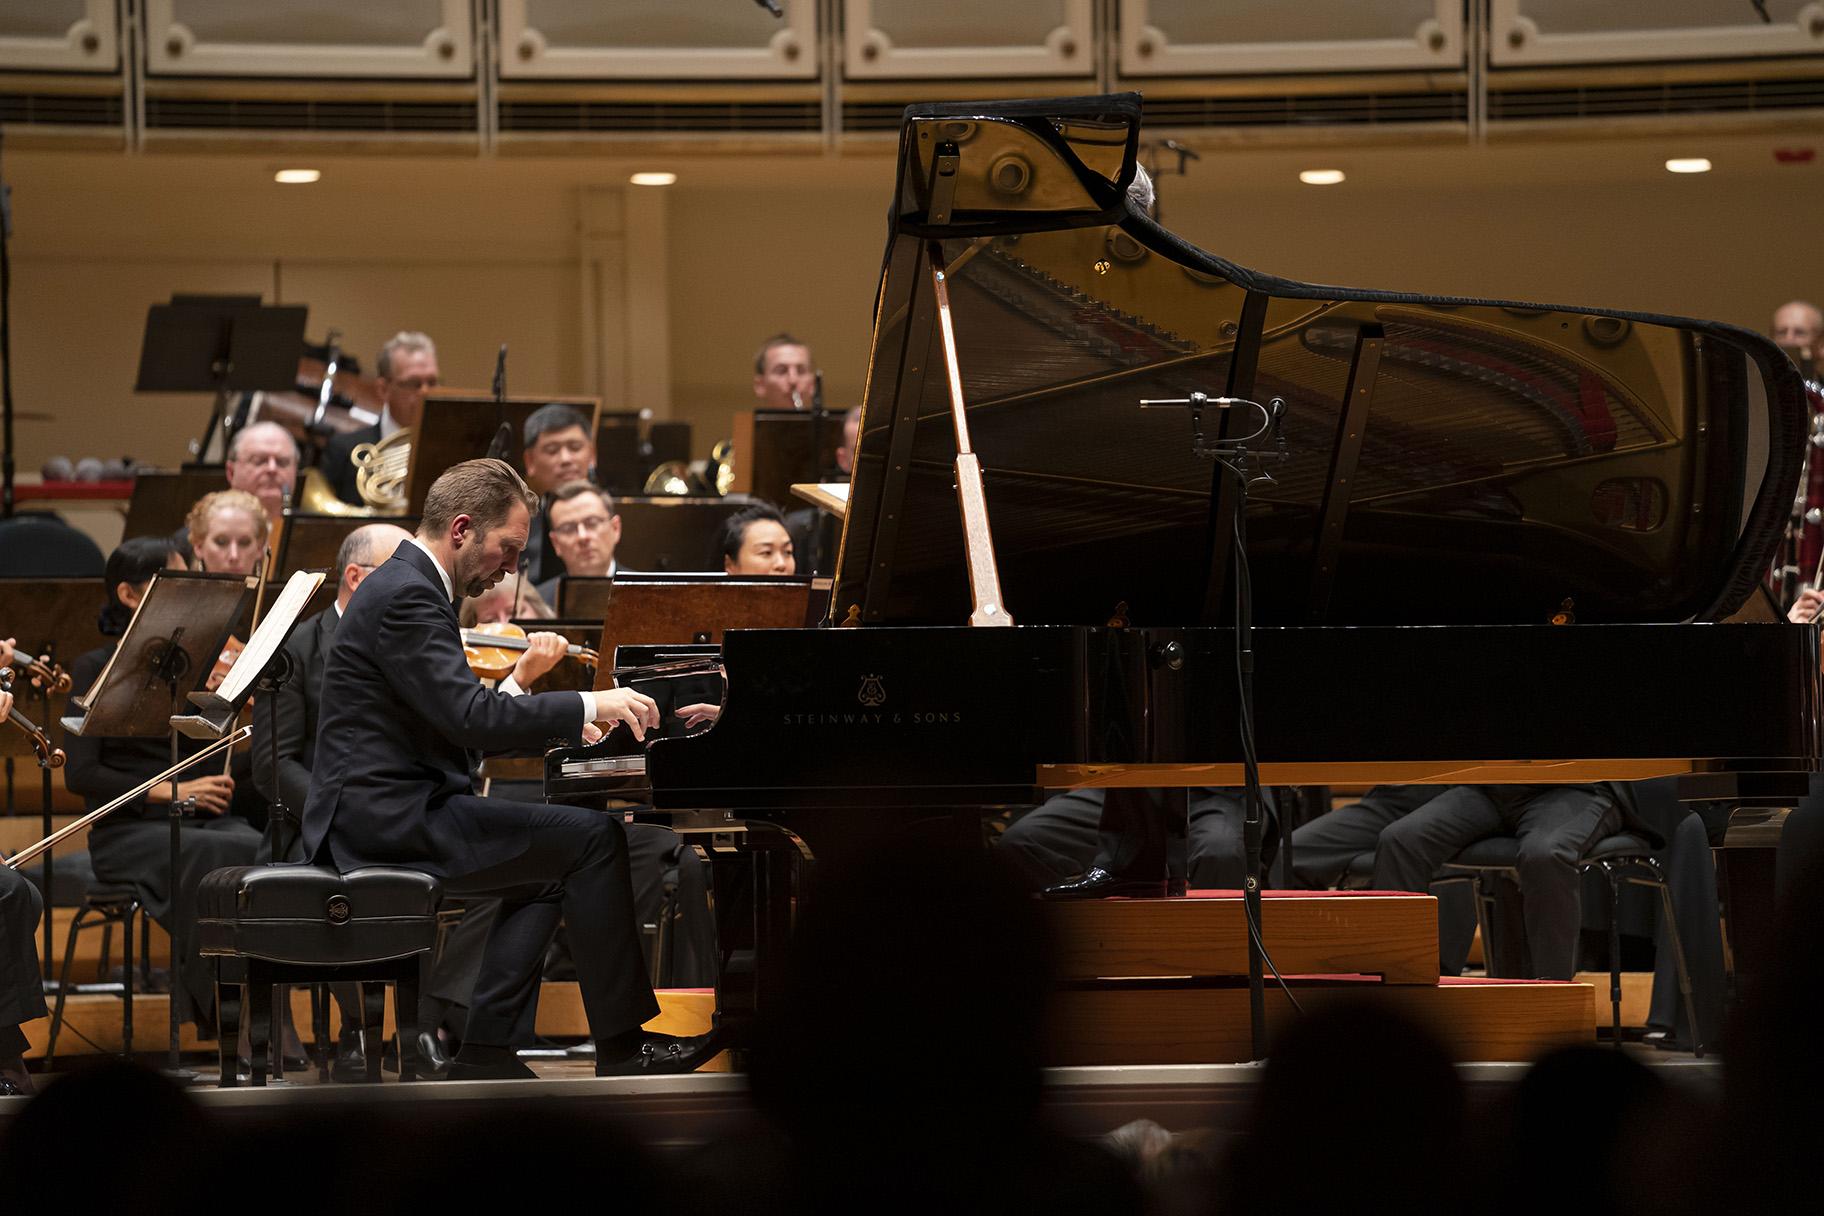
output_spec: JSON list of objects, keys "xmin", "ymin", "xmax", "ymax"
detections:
[
  {"xmin": 23, "ymin": 983, "xmax": 716, "ymax": 1068},
  {"xmin": 1045, "ymin": 893, "xmax": 1440, "ymax": 985},
  {"xmin": 1048, "ymin": 980, "xmax": 1594, "ymax": 1066}
]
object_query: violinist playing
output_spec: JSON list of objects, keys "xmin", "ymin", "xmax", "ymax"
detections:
[
  {"xmin": 0, "ymin": 638, "xmax": 50, "ymax": 1095},
  {"xmin": 300, "ymin": 458, "xmax": 719, "ymax": 1079},
  {"xmin": 184, "ymin": 489, "xmax": 278, "ymax": 830},
  {"xmin": 61, "ymin": 538, "xmax": 265, "ymax": 1046}
]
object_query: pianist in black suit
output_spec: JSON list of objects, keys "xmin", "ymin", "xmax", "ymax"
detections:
[
  {"xmin": 322, "ymin": 331, "xmax": 438, "ymax": 506},
  {"xmin": 299, "ymin": 457, "xmax": 717, "ymax": 1079}
]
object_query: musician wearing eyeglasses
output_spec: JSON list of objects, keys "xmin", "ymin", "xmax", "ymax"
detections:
[
  {"xmin": 321, "ymin": 332, "xmax": 440, "ymax": 506},
  {"xmin": 223, "ymin": 421, "xmax": 300, "ymax": 527},
  {"xmin": 535, "ymin": 481, "xmax": 624, "ymax": 607}
]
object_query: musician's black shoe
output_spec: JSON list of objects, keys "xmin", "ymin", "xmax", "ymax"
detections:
[
  {"xmin": 447, "ymin": 1043, "xmax": 537, "ymax": 1082},
  {"xmin": 594, "ymin": 1030, "xmax": 721, "ymax": 1076},
  {"xmin": 330, "ymin": 1030, "xmax": 369, "ymax": 1083},
  {"xmin": 0, "ymin": 1055, "xmax": 32, "ymax": 1097},
  {"xmin": 1040, "ymin": 867, "xmax": 1169, "ymax": 900},
  {"xmin": 413, "ymin": 1029, "xmax": 453, "ymax": 1080}
]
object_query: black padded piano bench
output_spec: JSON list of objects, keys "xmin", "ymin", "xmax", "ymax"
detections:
[{"xmin": 197, "ymin": 864, "xmax": 441, "ymax": 1087}]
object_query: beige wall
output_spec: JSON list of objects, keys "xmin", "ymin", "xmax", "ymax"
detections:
[{"xmin": 4, "ymin": 130, "xmax": 1821, "ymax": 484}]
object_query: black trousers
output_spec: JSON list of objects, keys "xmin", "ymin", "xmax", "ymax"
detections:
[
  {"xmin": 86, "ymin": 815, "xmax": 262, "ymax": 1033},
  {"xmin": 433, "ymin": 797, "xmax": 659, "ymax": 1046},
  {"xmin": 1373, "ymin": 785, "xmax": 1620, "ymax": 980},
  {"xmin": 1287, "ymin": 785, "xmax": 1477, "ymax": 974},
  {"xmin": 1, "ymin": 866, "xmax": 47, "ymax": 1056},
  {"xmin": 1000, "ymin": 787, "xmax": 1262, "ymax": 890}
]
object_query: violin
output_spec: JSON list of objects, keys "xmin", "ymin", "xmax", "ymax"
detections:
[
  {"xmin": 462, "ymin": 623, "xmax": 599, "ymax": 682},
  {"xmin": 0, "ymin": 668, "xmax": 65, "ymax": 769}
]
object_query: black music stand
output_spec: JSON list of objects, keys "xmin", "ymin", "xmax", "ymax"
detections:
[
  {"xmin": 134, "ymin": 296, "xmax": 307, "ymax": 461},
  {"xmin": 61, "ymin": 570, "xmax": 252, "ymax": 1080},
  {"xmin": 174, "ymin": 569, "xmax": 329, "ymax": 862}
]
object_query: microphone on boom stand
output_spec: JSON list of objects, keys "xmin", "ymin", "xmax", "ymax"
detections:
[{"xmin": 485, "ymin": 344, "xmax": 512, "ymax": 462}]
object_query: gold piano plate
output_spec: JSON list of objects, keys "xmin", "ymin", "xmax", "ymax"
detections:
[{"xmin": 1035, "ymin": 758, "xmax": 1718, "ymax": 789}]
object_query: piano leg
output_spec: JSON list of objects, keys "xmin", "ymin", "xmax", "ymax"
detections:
[{"xmin": 702, "ymin": 827, "xmax": 805, "ymax": 1050}]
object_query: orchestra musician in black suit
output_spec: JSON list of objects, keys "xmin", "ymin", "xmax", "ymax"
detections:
[
  {"xmin": 1000, "ymin": 786, "xmax": 1270, "ymax": 897},
  {"xmin": 519, "ymin": 404, "xmax": 598, "ymax": 587},
  {"xmin": 0, "ymin": 638, "xmax": 47, "ymax": 1096},
  {"xmin": 299, "ymin": 457, "xmax": 717, "ymax": 1079},
  {"xmin": 322, "ymin": 332, "xmax": 438, "ymax": 506},
  {"xmin": 533, "ymin": 480, "xmax": 624, "ymax": 608},
  {"xmin": 251, "ymin": 521, "xmax": 413, "ymax": 1080}
]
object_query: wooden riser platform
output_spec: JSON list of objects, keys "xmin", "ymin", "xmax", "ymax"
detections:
[
  {"xmin": 1050, "ymin": 978, "xmax": 1595, "ymax": 1065},
  {"xmin": 1045, "ymin": 892, "xmax": 1439, "ymax": 983}
]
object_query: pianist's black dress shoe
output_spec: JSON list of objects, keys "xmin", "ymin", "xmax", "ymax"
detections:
[
  {"xmin": 447, "ymin": 1043, "xmax": 537, "ymax": 1082},
  {"xmin": 414, "ymin": 1029, "xmax": 453, "ymax": 1079},
  {"xmin": 595, "ymin": 1030, "xmax": 721, "ymax": 1076},
  {"xmin": 1040, "ymin": 867, "xmax": 1169, "ymax": 900}
]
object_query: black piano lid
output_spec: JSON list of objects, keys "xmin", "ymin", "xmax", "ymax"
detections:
[{"xmin": 831, "ymin": 93, "xmax": 1807, "ymax": 630}]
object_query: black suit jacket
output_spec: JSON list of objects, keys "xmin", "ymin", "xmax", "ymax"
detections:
[
  {"xmin": 251, "ymin": 604, "xmax": 337, "ymax": 816},
  {"xmin": 523, "ymin": 500, "xmax": 566, "ymax": 587},
  {"xmin": 299, "ymin": 543, "xmax": 586, "ymax": 875},
  {"xmin": 320, "ymin": 421, "xmax": 380, "ymax": 506}
]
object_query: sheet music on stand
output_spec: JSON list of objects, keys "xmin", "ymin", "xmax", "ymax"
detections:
[
  {"xmin": 790, "ymin": 481, "xmax": 849, "ymax": 518},
  {"xmin": 173, "ymin": 569, "xmax": 328, "ymax": 739},
  {"xmin": 61, "ymin": 571, "xmax": 253, "ymax": 740}
]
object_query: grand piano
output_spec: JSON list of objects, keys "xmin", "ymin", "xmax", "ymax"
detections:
[{"xmin": 548, "ymin": 93, "xmax": 1821, "ymax": 1030}]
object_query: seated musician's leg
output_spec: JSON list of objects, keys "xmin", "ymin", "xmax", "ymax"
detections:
[
  {"xmin": 1509, "ymin": 785, "xmax": 1621, "ymax": 980},
  {"xmin": 1776, "ymin": 771, "xmax": 1824, "ymax": 901},
  {"xmin": 1373, "ymin": 787, "xmax": 1503, "ymax": 972},
  {"xmin": 90, "ymin": 816, "xmax": 262, "ymax": 1035},
  {"xmin": 0, "ymin": 868, "xmax": 48, "ymax": 1094},
  {"xmin": 1185, "ymin": 787, "xmax": 1251, "ymax": 890},
  {"xmin": 439, "ymin": 798, "xmax": 659, "ymax": 1069},
  {"xmin": 997, "ymin": 789, "xmax": 1105, "ymax": 891},
  {"xmin": 1372, "ymin": 786, "xmax": 1503, "ymax": 895},
  {"xmin": 1291, "ymin": 785, "xmax": 1440, "ymax": 888}
]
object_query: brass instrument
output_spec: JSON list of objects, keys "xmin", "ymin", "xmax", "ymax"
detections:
[
  {"xmin": 294, "ymin": 426, "xmax": 413, "ymax": 515},
  {"xmin": 643, "ymin": 460, "xmax": 695, "ymax": 496},
  {"xmin": 641, "ymin": 441, "xmax": 735, "ymax": 497}
]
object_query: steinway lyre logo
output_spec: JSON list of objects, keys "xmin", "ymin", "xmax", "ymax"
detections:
[{"xmin": 857, "ymin": 673, "xmax": 887, "ymax": 707}]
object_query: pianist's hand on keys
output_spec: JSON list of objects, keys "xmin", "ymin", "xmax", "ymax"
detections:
[{"xmin": 592, "ymin": 687, "xmax": 661, "ymax": 741}]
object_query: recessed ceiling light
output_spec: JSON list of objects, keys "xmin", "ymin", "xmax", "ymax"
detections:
[
  {"xmin": 1299, "ymin": 169, "xmax": 1346, "ymax": 186},
  {"xmin": 629, "ymin": 171, "xmax": 677, "ymax": 186},
  {"xmin": 273, "ymin": 168, "xmax": 321, "ymax": 184},
  {"xmin": 1665, "ymin": 158, "xmax": 1712, "ymax": 174}
]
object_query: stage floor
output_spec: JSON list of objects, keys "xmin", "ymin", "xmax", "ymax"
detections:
[{"xmin": 0, "ymin": 1051, "xmax": 1720, "ymax": 1149}]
